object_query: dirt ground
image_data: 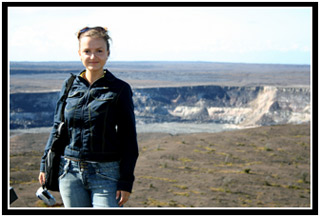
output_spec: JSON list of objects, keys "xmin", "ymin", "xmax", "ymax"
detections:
[{"xmin": 8, "ymin": 123, "xmax": 311, "ymax": 208}]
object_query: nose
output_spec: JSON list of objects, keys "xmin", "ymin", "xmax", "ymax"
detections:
[{"xmin": 90, "ymin": 53, "xmax": 96, "ymax": 59}]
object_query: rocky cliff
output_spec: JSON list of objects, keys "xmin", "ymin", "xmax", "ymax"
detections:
[
  {"xmin": 133, "ymin": 85, "xmax": 310, "ymax": 127},
  {"xmin": 10, "ymin": 85, "xmax": 310, "ymax": 129}
]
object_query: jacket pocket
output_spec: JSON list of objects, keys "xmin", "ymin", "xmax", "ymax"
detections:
[
  {"xmin": 65, "ymin": 90, "xmax": 85, "ymax": 112},
  {"xmin": 89, "ymin": 88, "xmax": 117, "ymax": 117},
  {"xmin": 90, "ymin": 87, "xmax": 116, "ymax": 101}
]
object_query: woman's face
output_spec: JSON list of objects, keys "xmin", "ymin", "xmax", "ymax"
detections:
[{"xmin": 78, "ymin": 36, "xmax": 109, "ymax": 73}]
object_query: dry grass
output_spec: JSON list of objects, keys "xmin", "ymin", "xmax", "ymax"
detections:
[{"xmin": 9, "ymin": 124, "xmax": 310, "ymax": 208}]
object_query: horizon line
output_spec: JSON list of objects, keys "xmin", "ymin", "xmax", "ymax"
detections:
[{"xmin": 9, "ymin": 60, "xmax": 310, "ymax": 66}]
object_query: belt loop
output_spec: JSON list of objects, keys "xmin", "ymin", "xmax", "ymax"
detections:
[
  {"xmin": 79, "ymin": 161, "xmax": 83, "ymax": 171},
  {"xmin": 79, "ymin": 160, "xmax": 88, "ymax": 171}
]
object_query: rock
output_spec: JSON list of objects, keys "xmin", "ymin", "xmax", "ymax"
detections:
[{"xmin": 10, "ymin": 85, "xmax": 310, "ymax": 129}]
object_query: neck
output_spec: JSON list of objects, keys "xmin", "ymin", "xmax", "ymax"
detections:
[{"xmin": 84, "ymin": 69, "xmax": 104, "ymax": 85}]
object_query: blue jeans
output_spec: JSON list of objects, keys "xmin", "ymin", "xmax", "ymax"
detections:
[{"xmin": 58, "ymin": 158, "xmax": 121, "ymax": 207}]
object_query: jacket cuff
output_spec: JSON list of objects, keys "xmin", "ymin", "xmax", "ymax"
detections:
[
  {"xmin": 117, "ymin": 180, "xmax": 133, "ymax": 193},
  {"xmin": 40, "ymin": 163, "xmax": 45, "ymax": 172}
]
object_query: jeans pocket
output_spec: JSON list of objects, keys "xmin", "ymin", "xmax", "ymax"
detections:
[
  {"xmin": 95, "ymin": 161, "xmax": 120, "ymax": 182},
  {"xmin": 58, "ymin": 158, "xmax": 69, "ymax": 180}
]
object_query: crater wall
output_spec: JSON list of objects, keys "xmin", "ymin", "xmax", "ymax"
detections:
[{"xmin": 10, "ymin": 85, "xmax": 310, "ymax": 129}]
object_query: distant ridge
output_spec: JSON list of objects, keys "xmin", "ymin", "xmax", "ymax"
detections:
[{"xmin": 10, "ymin": 61, "xmax": 310, "ymax": 88}]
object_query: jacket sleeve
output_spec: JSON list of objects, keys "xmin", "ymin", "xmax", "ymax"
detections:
[
  {"xmin": 39, "ymin": 79, "xmax": 68, "ymax": 172},
  {"xmin": 116, "ymin": 83, "xmax": 139, "ymax": 193}
]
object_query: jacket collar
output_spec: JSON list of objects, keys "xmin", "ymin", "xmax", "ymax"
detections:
[
  {"xmin": 103, "ymin": 69, "xmax": 116, "ymax": 83},
  {"xmin": 77, "ymin": 68, "xmax": 116, "ymax": 84}
]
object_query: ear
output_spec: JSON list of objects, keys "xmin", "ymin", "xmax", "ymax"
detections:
[{"xmin": 78, "ymin": 49, "xmax": 81, "ymax": 58}]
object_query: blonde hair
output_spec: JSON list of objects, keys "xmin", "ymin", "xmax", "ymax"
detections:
[{"xmin": 77, "ymin": 26, "xmax": 111, "ymax": 54}]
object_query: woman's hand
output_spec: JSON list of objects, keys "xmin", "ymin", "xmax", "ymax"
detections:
[
  {"xmin": 38, "ymin": 172, "xmax": 46, "ymax": 185},
  {"xmin": 116, "ymin": 190, "xmax": 130, "ymax": 207}
]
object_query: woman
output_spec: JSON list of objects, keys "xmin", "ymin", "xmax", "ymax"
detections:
[{"xmin": 38, "ymin": 26, "xmax": 139, "ymax": 207}]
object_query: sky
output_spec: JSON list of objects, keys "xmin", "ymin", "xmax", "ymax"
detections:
[{"xmin": 7, "ymin": 6, "xmax": 312, "ymax": 64}]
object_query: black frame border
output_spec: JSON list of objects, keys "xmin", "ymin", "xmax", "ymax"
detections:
[{"xmin": 2, "ymin": 1, "xmax": 318, "ymax": 215}]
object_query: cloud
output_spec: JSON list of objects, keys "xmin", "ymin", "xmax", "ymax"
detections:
[{"xmin": 7, "ymin": 6, "xmax": 312, "ymax": 64}]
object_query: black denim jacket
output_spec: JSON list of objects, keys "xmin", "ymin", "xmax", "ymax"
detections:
[{"xmin": 40, "ymin": 69, "xmax": 139, "ymax": 193}]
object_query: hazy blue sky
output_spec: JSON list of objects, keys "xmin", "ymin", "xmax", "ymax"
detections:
[{"xmin": 8, "ymin": 6, "xmax": 312, "ymax": 64}]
